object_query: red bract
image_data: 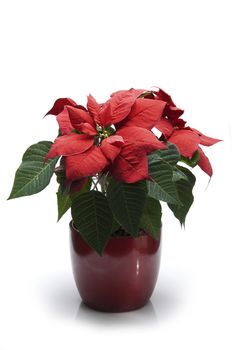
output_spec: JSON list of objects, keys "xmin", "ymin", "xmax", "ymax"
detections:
[
  {"xmin": 111, "ymin": 127, "xmax": 167, "ymax": 183},
  {"xmin": 44, "ymin": 98, "xmax": 77, "ymax": 117},
  {"xmin": 94, "ymin": 89, "xmax": 143, "ymax": 127},
  {"xmin": 66, "ymin": 178, "xmax": 88, "ymax": 194},
  {"xmin": 110, "ymin": 145, "xmax": 149, "ymax": 183},
  {"xmin": 191, "ymin": 128, "xmax": 221, "ymax": 146},
  {"xmin": 65, "ymin": 147, "xmax": 110, "ymax": 181},
  {"xmin": 197, "ymin": 147, "xmax": 213, "ymax": 177},
  {"xmin": 154, "ymin": 88, "xmax": 184, "ymax": 120},
  {"xmin": 45, "ymin": 134, "xmax": 94, "ymax": 160},
  {"xmin": 167, "ymin": 127, "xmax": 221, "ymax": 176},
  {"xmin": 143, "ymin": 88, "xmax": 221, "ymax": 176},
  {"xmin": 100, "ymin": 135, "xmax": 124, "ymax": 162},
  {"xmin": 123, "ymin": 98, "xmax": 167, "ymax": 129},
  {"xmin": 168, "ymin": 129, "xmax": 200, "ymax": 158},
  {"xmin": 45, "ymin": 89, "xmax": 167, "ymax": 183},
  {"xmin": 45, "ymin": 87, "xmax": 221, "ymax": 182}
]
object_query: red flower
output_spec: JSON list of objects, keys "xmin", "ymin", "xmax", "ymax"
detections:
[
  {"xmin": 45, "ymin": 87, "xmax": 221, "ymax": 181},
  {"xmin": 44, "ymin": 98, "xmax": 77, "ymax": 117},
  {"xmin": 111, "ymin": 126, "xmax": 167, "ymax": 183},
  {"xmin": 87, "ymin": 88, "xmax": 144, "ymax": 127},
  {"xmin": 150, "ymin": 92, "xmax": 221, "ymax": 177},
  {"xmin": 45, "ymin": 89, "xmax": 167, "ymax": 183},
  {"xmin": 154, "ymin": 88, "xmax": 184, "ymax": 120},
  {"xmin": 116, "ymin": 88, "xmax": 185, "ymax": 137},
  {"xmin": 121, "ymin": 98, "xmax": 167, "ymax": 130},
  {"xmin": 134, "ymin": 87, "xmax": 221, "ymax": 177},
  {"xmin": 168, "ymin": 129, "xmax": 201, "ymax": 158},
  {"xmin": 167, "ymin": 127, "xmax": 221, "ymax": 176}
]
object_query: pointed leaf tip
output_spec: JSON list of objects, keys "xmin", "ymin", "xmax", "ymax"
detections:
[{"xmin": 8, "ymin": 141, "xmax": 58, "ymax": 200}]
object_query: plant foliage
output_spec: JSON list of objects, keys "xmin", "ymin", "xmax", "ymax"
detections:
[{"xmin": 9, "ymin": 88, "xmax": 221, "ymax": 255}]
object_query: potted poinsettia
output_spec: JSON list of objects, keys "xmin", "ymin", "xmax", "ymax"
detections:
[{"xmin": 8, "ymin": 87, "xmax": 221, "ymax": 312}]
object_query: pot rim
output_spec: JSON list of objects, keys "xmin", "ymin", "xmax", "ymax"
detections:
[{"xmin": 70, "ymin": 220, "xmax": 161, "ymax": 240}]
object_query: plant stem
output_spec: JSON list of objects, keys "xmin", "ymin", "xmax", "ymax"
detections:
[
  {"xmin": 92, "ymin": 178, "xmax": 99, "ymax": 191},
  {"xmin": 98, "ymin": 173, "xmax": 105, "ymax": 193},
  {"xmin": 92, "ymin": 173, "xmax": 109, "ymax": 193}
]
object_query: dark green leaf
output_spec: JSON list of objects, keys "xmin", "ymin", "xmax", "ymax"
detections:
[
  {"xmin": 55, "ymin": 169, "xmax": 66, "ymax": 185},
  {"xmin": 176, "ymin": 165, "xmax": 196, "ymax": 187},
  {"xmin": 71, "ymin": 190, "xmax": 113, "ymax": 255},
  {"xmin": 138, "ymin": 91, "xmax": 155, "ymax": 99},
  {"xmin": 110, "ymin": 218, "xmax": 121, "ymax": 234},
  {"xmin": 57, "ymin": 186, "xmax": 71, "ymax": 221},
  {"xmin": 70, "ymin": 177, "xmax": 92, "ymax": 201},
  {"xmin": 168, "ymin": 166, "xmax": 196, "ymax": 226},
  {"xmin": 107, "ymin": 179, "xmax": 147, "ymax": 236},
  {"xmin": 8, "ymin": 141, "xmax": 58, "ymax": 199},
  {"xmin": 148, "ymin": 142, "xmax": 180, "ymax": 166},
  {"xmin": 148, "ymin": 159, "xmax": 181, "ymax": 205},
  {"xmin": 172, "ymin": 167, "xmax": 188, "ymax": 182},
  {"xmin": 57, "ymin": 178, "xmax": 92, "ymax": 221},
  {"xmin": 140, "ymin": 197, "xmax": 161, "ymax": 239}
]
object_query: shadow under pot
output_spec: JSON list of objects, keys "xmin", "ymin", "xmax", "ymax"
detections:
[{"xmin": 70, "ymin": 221, "xmax": 161, "ymax": 312}]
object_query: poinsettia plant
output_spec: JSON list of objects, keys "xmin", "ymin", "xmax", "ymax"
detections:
[{"xmin": 8, "ymin": 88, "xmax": 221, "ymax": 255}]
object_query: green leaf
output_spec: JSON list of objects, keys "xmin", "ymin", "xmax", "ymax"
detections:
[
  {"xmin": 138, "ymin": 91, "xmax": 155, "ymax": 99},
  {"xmin": 140, "ymin": 197, "xmax": 162, "ymax": 239},
  {"xmin": 172, "ymin": 167, "xmax": 189, "ymax": 182},
  {"xmin": 8, "ymin": 141, "xmax": 58, "ymax": 199},
  {"xmin": 176, "ymin": 165, "xmax": 196, "ymax": 187},
  {"xmin": 70, "ymin": 178, "xmax": 92, "ymax": 201},
  {"xmin": 148, "ymin": 159, "xmax": 181, "ymax": 205},
  {"xmin": 168, "ymin": 166, "xmax": 196, "ymax": 226},
  {"xmin": 71, "ymin": 190, "xmax": 113, "ymax": 255},
  {"xmin": 180, "ymin": 150, "xmax": 200, "ymax": 168},
  {"xmin": 110, "ymin": 218, "xmax": 121, "ymax": 234},
  {"xmin": 148, "ymin": 142, "xmax": 180, "ymax": 166},
  {"xmin": 107, "ymin": 179, "xmax": 147, "ymax": 236},
  {"xmin": 57, "ymin": 178, "xmax": 92, "ymax": 221},
  {"xmin": 57, "ymin": 186, "xmax": 71, "ymax": 221}
]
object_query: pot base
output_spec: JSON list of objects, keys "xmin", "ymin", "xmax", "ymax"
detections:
[{"xmin": 82, "ymin": 300, "xmax": 149, "ymax": 313}]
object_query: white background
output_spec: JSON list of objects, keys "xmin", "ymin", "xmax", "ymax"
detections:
[{"xmin": 0, "ymin": 0, "xmax": 233, "ymax": 349}]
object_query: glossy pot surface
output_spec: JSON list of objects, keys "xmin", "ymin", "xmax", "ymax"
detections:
[{"xmin": 70, "ymin": 221, "xmax": 161, "ymax": 312}]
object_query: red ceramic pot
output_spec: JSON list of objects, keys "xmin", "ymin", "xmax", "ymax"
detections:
[{"xmin": 70, "ymin": 221, "xmax": 161, "ymax": 312}]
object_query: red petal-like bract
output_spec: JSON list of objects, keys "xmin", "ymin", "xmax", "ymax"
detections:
[
  {"xmin": 123, "ymin": 98, "xmax": 167, "ymax": 130},
  {"xmin": 155, "ymin": 117, "xmax": 174, "ymax": 137},
  {"xmin": 168, "ymin": 129, "xmax": 200, "ymax": 158},
  {"xmin": 57, "ymin": 106, "xmax": 97, "ymax": 136},
  {"xmin": 77, "ymin": 122, "xmax": 97, "ymax": 136},
  {"xmin": 56, "ymin": 108, "xmax": 73, "ymax": 135},
  {"xmin": 45, "ymin": 134, "xmax": 93, "ymax": 160},
  {"xmin": 155, "ymin": 89, "xmax": 184, "ymax": 120},
  {"xmin": 100, "ymin": 135, "xmax": 124, "ymax": 162},
  {"xmin": 174, "ymin": 118, "xmax": 187, "ymax": 128},
  {"xmin": 117, "ymin": 126, "xmax": 167, "ymax": 154},
  {"xmin": 197, "ymin": 147, "xmax": 213, "ymax": 177},
  {"xmin": 65, "ymin": 147, "xmax": 109, "ymax": 181},
  {"xmin": 45, "ymin": 87, "xmax": 220, "ymax": 183},
  {"xmin": 98, "ymin": 90, "xmax": 141, "ymax": 127},
  {"xmin": 45, "ymin": 98, "xmax": 77, "ymax": 116},
  {"xmin": 64, "ymin": 178, "xmax": 88, "ymax": 194},
  {"xmin": 111, "ymin": 127, "xmax": 166, "ymax": 183},
  {"xmin": 155, "ymin": 89, "xmax": 176, "ymax": 106},
  {"xmin": 191, "ymin": 129, "xmax": 222, "ymax": 146},
  {"xmin": 110, "ymin": 144, "xmax": 149, "ymax": 183},
  {"xmin": 66, "ymin": 105, "xmax": 95, "ymax": 128},
  {"xmin": 87, "ymin": 94, "xmax": 102, "ymax": 122}
]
